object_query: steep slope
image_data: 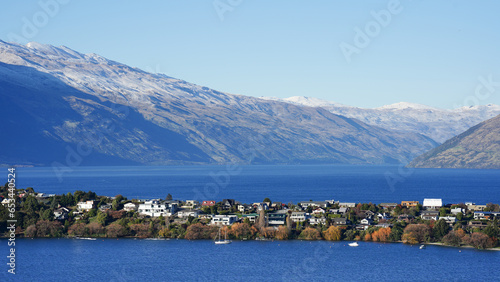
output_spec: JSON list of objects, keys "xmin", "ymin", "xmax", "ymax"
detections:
[
  {"xmin": 408, "ymin": 114, "xmax": 500, "ymax": 169},
  {"xmin": 264, "ymin": 96, "xmax": 500, "ymax": 143},
  {"xmin": 0, "ymin": 41, "xmax": 438, "ymax": 166}
]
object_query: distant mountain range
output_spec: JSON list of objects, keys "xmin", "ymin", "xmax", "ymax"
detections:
[
  {"xmin": 408, "ymin": 113, "xmax": 500, "ymax": 169},
  {"xmin": 262, "ymin": 96, "xmax": 500, "ymax": 144},
  {"xmin": 0, "ymin": 41, "xmax": 439, "ymax": 166}
]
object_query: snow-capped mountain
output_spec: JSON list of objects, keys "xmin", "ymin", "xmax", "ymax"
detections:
[
  {"xmin": 262, "ymin": 96, "xmax": 500, "ymax": 143},
  {"xmin": 0, "ymin": 41, "xmax": 438, "ymax": 166}
]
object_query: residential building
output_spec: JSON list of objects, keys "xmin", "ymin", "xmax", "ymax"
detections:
[
  {"xmin": 309, "ymin": 217, "xmax": 326, "ymax": 225},
  {"xmin": 177, "ymin": 210, "xmax": 200, "ymax": 218},
  {"xmin": 202, "ymin": 200, "xmax": 216, "ymax": 207},
  {"xmin": 99, "ymin": 203, "xmax": 112, "ymax": 212},
  {"xmin": 401, "ymin": 201, "xmax": 419, "ymax": 207},
  {"xmin": 466, "ymin": 203, "xmax": 487, "ymax": 211},
  {"xmin": 377, "ymin": 212, "xmax": 392, "ymax": 221},
  {"xmin": 423, "ymin": 199, "xmax": 443, "ymax": 210},
  {"xmin": 379, "ymin": 203, "xmax": 398, "ymax": 209},
  {"xmin": 474, "ymin": 211, "xmax": 500, "ymax": 220},
  {"xmin": 299, "ymin": 201, "xmax": 329, "ymax": 208},
  {"xmin": 241, "ymin": 213, "xmax": 258, "ymax": 223},
  {"xmin": 421, "ymin": 211, "xmax": 439, "ymax": 221},
  {"xmin": 312, "ymin": 208, "xmax": 326, "ymax": 215},
  {"xmin": 77, "ymin": 200, "xmax": 95, "ymax": 211},
  {"xmin": 182, "ymin": 200, "xmax": 199, "ymax": 209},
  {"xmin": 339, "ymin": 203, "xmax": 356, "ymax": 208},
  {"xmin": 290, "ymin": 212, "xmax": 309, "ymax": 222},
  {"xmin": 210, "ymin": 215, "xmax": 238, "ymax": 226},
  {"xmin": 450, "ymin": 208, "xmax": 465, "ymax": 215},
  {"xmin": 360, "ymin": 218, "xmax": 373, "ymax": 225},
  {"xmin": 440, "ymin": 216, "xmax": 457, "ymax": 224},
  {"xmin": 123, "ymin": 202, "xmax": 138, "ymax": 211},
  {"xmin": 332, "ymin": 218, "xmax": 350, "ymax": 225},
  {"xmin": 221, "ymin": 199, "xmax": 236, "ymax": 209},
  {"xmin": 54, "ymin": 207, "xmax": 69, "ymax": 220},
  {"xmin": 138, "ymin": 200, "xmax": 174, "ymax": 217},
  {"xmin": 268, "ymin": 211, "xmax": 287, "ymax": 226}
]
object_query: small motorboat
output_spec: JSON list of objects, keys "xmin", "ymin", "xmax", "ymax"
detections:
[
  {"xmin": 419, "ymin": 245, "xmax": 425, "ymax": 249},
  {"xmin": 348, "ymin": 242, "xmax": 359, "ymax": 247}
]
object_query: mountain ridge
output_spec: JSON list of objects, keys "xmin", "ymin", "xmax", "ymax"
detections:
[{"xmin": 0, "ymin": 41, "xmax": 438, "ymax": 166}]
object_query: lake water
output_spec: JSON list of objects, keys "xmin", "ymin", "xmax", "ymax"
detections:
[
  {"xmin": 14, "ymin": 165, "xmax": 500, "ymax": 204},
  {"xmin": 3, "ymin": 165, "xmax": 500, "ymax": 280},
  {"xmin": 1, "ymin": 238, "xmax": 499, "ymax": 281}
]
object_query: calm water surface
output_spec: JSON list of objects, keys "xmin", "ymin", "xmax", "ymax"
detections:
[
  {"xmin": 14, "ymin": 165, "xmax": 500, "ymax": 204},
  {"xmin": 1, "ymin": 239, "xmax": 499, "ymax": 281}
]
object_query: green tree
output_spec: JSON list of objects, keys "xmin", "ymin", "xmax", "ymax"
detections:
[
  {"xmin": 263, "ymin": 198, "xmax": 272, "ymax": 204},
  {"xmin": 433, "ymin": 219, "xmax": 449, "ymax": 241},
  {"xmin": 166, "ymin": 194, "xmax": 173, "ymax": 201}
]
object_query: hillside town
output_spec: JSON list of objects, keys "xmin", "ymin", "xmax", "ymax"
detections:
[{"xmin": 1, "ymin": 185, "xmax": 499, "ymax": 249}]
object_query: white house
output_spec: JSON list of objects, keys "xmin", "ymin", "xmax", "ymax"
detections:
[
  {"xmin": 440, "ymin": 216, "xmax": 457, "ymax": 224},
  {"xmin": 312, "ymin": 208, "xmax": 326, "ymax": 215},
  {"xmin": 290, "ymin": 212, "xmax": 309, "ymax": 222},
  {"xmin": 77, "ymin": 200, "xmax": 95, "ymax": 211},
  {"xmin": 138, "ymin": 200, "xmax": 172, "ymax": 217},
  {"xmin": 360, "ymin": 218, "xmax": 373, "ymax": 225},
  {"xmin": 423, "ymin": 199, "xmax": 443, "ymax": 210},
  {"xmin": 339, "ymin": 203, "xmax": 356, "ymax": 208},
  {"xmin": 451, "ymin": 208, "xmax": 464, "ymax": 215},
  {"xmin": 177, "ymin": 210, "xmax": 200, "ymax": 218},
  {"xmin": 309, "ymin": 217, "xmax": 326, "ymax": 225},
  {"xmin": 210, "ymin": 215, "xmax": 238, "ymax": 226},
  {"xmin": 123, "ymin": 202, "xmax": 138, "ymax": 211}
]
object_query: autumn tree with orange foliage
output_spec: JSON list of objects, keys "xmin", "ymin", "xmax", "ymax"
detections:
[
  {"xmin": 299, "ymin": 227, "xmax": 322, "ymax": 240},
  {"xmin": 230, "ymin": 223, "xmax": 253, "ymax": 239},
  {"xmin": 275, "ymin": 226, "xmax": 289, "ymax": 240},
  {"xmin": 402, "ymin": 224, "xmax": 431, "ymax": 244},
  {"xmin": 371, "ymin": 227, "xmax": 391, "ymax": 242},
  {"xmin": 323, "ymin": 226, "xmax": 342, "ymax": 241}
]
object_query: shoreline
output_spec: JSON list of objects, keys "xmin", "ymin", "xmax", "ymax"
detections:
[{"xmin": 4, "ymin": 237, "xmax": 500, "ymax": 251}]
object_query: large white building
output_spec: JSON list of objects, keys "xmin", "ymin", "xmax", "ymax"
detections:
[
  {"xmin": 138, "ymin": 200, "xmax": 175, "ymax": 217},
  {"xmin": 423, "ymin": 199, "xmax": 443, "ymax": 210}
]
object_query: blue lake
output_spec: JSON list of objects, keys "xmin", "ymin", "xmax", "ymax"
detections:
[
  {"xmin": 3, "ymin": 165, "xmax": 500, "ymax": 280},
  {"xmin": 1, "ymin": 239, "xmax": 499, "ymax": 281},
  {"xmin": 13, "ymin": 165, "xmax": 500, "ymax": 204}
]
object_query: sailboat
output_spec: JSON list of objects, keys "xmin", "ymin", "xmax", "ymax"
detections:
[{"xmin": 215, "ymin": 226, "xmax": 231, "ymax": 245}]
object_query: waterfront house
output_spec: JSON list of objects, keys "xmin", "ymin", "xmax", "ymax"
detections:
[
  {"xmin": 123, "ymin": 202, "xmax": 138, "ymax": 211},
  {"xmin": 241, "ymin": 213, "xmax": 258, "ymax": 223},
  {"xmin": 423, "ymin": 199, "xmax": 443, "ymax": 210},
  {"xmin": 202, "ymin": 200, "xmax": 216, "ymax": 207},
  {"xmin": 309, "ymin": 217, "xmax": 326, "ymax": 225},
  {"xmin": 379, "ymin": 203, "xmax": 398, "ymax": 209},
  {"xmin": 421, "ymin": 211, "xmax": 439, "ymax": 221},
  {"xmin": 466, "ymin": 203, "xmax": 487, "ymax": 211},
  {"xmin": 54, "ymin": 207, "xmax": 69, "ymax": 220},
  {"xmin": 177, "ymin": 209, "xmax": 200, "ymax": 218},
  {"xmin": 440, "ymin": 216, "xmax": 457, "ymax": 225},
  {"xmin": 299, "ymin": 201, "xmax": 329, "ymax": 209},
  {"xmin": 451, "ymin": 207, "xmax": 465, "ymax": 215},
  {"xmin": 99, "ymin": 203, "xmax": 112, "ymax": 212},
  {"xmin": 332, "ymin": 218, "xmax": 350, "ymax": 226},
  {"xmin": 138, "ymin": 200, "xmax": 173, "ymax": 217},
  {"xmin": 312, "ymin": 208, "xmax": 326, "ymax": 215},
  {"xmin": 210, "ymin": 214, "xmax": 238, "ymax": 226},
  {"xmin": 290, "ymin": 211, "xmax": 309, "ymax": 222},
  {"xmin": 339, "ymin": 203, "xmax": 356, "ymax": 208},
  {"xmin": 268, "ymin": 211, "xmax": 287, "ymax": 226},
  {"xmin": 468, "ymin": 221, "xmax": 489, "ymax": 229},
  {"xmin": 221, "ymin": 199, "xmax": 236, "ymax": 209},
  {"xmin": 77, "ymin": 200, "xmax": 95, "ymax": 212},
  {"xmin": 182, "ymin": 200, "xmax": 199, "ymax": 209},
  {"xmin": 401, "ymin": 201, "xmax": 419, "ymax": 207},
  {"xmin": 474, "ymin": 211, "xmax": 500, "ymax": 220}
]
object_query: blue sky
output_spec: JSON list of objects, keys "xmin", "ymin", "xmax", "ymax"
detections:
[{"xmin": 1, "ymin": 0, "xmax": 499, "ymax": 109}]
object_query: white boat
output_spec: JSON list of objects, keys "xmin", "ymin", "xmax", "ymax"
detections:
[
  {"xmin": 419, "ymin": 245, "xmax": 425, "ymax": 249},
  {"xmin": 215, "ymin": 227, "xmax": 231, "ymax": 245},
  {"xmin": 348, "ymin": 242, "xmax": 359, "ymax": 247},
  {"xmin": 75, "ymin": 237, "xmax": 96, "ymax": 241}
]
